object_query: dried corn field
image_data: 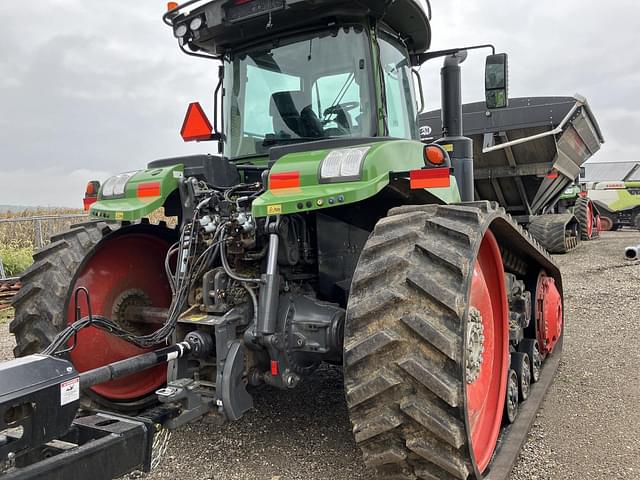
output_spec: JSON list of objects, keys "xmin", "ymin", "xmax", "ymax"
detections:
[{"xmin": 0, "ymin": 208, "xmax": 86, "ymax": 249}]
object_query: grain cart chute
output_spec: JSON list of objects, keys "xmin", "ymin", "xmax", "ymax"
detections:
[
  {"xmin": 6, "ymin": 2, "xmax": 565, "ymax": 479},
  {"xmin": 420, "ymin": 96, "xmax": 605, "ymax": 252}
]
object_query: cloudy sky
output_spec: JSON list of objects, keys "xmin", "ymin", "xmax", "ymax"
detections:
[{"xmin": 0, "ymin": 0, "xmax": 638, "ymax": 207}]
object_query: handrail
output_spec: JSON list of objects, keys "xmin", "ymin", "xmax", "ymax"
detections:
[{"xmin": 482, "ymin": 95, "xmax": 585, "ymax": 154}]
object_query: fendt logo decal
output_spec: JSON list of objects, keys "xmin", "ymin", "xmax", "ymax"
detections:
[{"xmin": 420, "ymin": 125, "xmax": 433, "ymax": 139}]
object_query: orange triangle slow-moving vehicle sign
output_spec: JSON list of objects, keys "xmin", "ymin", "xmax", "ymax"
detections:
[{"xmin": 181, "ymin": 102, "xmax": 213, "ymax": 142}]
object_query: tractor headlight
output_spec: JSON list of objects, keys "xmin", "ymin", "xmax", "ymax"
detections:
[
  {"xmin": 319, "ymin": 146, "xmax": 370, "ymax": 182},
  {"xmin": 100, "ymin": 171, "xmax": 139, "ymax": 198}
]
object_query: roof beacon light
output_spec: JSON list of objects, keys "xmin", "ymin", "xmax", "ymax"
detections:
[{"xmin": 181, "ymin": 102, "xmax": 213, "ymax": 142}]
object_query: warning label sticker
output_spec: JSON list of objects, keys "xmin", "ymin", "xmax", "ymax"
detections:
[
  {"xmin": 267, "ymin": 204, "xmax": 283, "ymax": 215},
  {"xmin": 60, "ymin": 377, "xmax": 80, "ymax": 406}
]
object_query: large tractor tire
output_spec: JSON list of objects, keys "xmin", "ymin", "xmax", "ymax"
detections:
[
  {"xmin": 575, "ymin": 196, "xmax": 595, "ymax": 240},
  {"xmin": 11, "ymin": 221, "xmax": 176, "ymax": 411},
  {"xmin": 344, "ymin": 203, "xmax": 514, "ymax": 479}
]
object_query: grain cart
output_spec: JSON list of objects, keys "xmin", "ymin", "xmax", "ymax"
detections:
[
  {"xmin": 5, "ymin": 2, "xmax": 564, "ymax": 479},
  {"xmin": 420, "ymin": 96, "xmax": 605, "ymax": 253}
]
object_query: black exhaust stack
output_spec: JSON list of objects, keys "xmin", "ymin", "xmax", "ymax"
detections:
[{"xmin": 439, "ymin": 51, "xmax": 474, "ymax": 202}]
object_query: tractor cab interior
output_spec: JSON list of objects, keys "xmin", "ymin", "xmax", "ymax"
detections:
[{"xmin": 223, "ymin": 25, "xmax": 417, "ymax": 159}]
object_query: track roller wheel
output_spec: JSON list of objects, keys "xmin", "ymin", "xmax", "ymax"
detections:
[
  {"xmin": 511, "ymin": 352, "xmax": 531, "ymax": 402},
  {"xmin": 11, "ymin": 221, "xmax": 176, "ymax": 411},
  {"xmin": 503, "ymin": 368, "xmax": 519, "ymax": 424},
  {"xmin": 575, "ymin": 197, "xmax": 595, "ymax": 240},
  {"xmin": 344, "ymin": 203, "xmax": 512, "ymax": 479},
  {"xmin": 519, "ymin": 339, "xmax": 542, "ymax": 384}
]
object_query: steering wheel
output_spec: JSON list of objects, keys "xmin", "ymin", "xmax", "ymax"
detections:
[{"xmin": 323, "ymin": 101, "xmax": 360, "ymax": 117}]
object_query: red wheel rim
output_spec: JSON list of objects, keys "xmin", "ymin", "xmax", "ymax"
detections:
[
  {"xmin": 596, "ymin": 215, "xmax": 602, "ymax": 233},
  {"xmin": 586, "ymin": 201, "xmax": 594, "ymax": 238},
  {"xmin": 66, "ymin": 232, "xmax": 172, "ymax": 401},
  {"xmin": 466, "ymin": 230, "xmax": 509, "ymax": 473},
  {"xmin": 600, "ymin": 216, "xmax": 613, "ymax": 231}
]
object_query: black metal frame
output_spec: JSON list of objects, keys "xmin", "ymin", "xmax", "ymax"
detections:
[{"xmin": 3, "ymin": 413, "xmax": 154, "ymax": 480}]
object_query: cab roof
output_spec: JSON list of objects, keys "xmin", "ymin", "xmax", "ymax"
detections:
[{"xmin": 167, "ymin": 0, "xmax": 432, "ymax": 57}]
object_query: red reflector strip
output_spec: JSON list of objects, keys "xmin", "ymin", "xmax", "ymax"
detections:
[
  {"xmin": 271, "ymin": 360, "xmax": 279, "ymax": 376},
  {"xmin": 270, "ymin": 172, "xmax": 301, "ymax": 190},
  {"xmin": 410, "ymin": 168, "xmax": 451, "ymax": 189},
  {"xmin": 83, "ymin": 197, "xmax": 97, "ymax": 211},
  {"xmin": 546, "ymin": 171, "xmax": 559, "ymax": 179},
  {"xmin": 137, "ymin": 182, "xmax": 162, "ymax": 198}
]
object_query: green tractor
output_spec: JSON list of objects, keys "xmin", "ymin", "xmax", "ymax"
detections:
[
  {"xmin": 11, "ymin": 1, "xmax": 564, "ymax": 478},
  {"xmin": 586, "ymin": 181, "xmax": 640, "ymax": 231},
  {"xmin": 557, "ymin": 184, "xmax": 601, "ymax": 240}
]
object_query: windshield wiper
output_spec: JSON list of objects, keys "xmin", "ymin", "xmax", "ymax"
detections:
[{"xmin": 262, "ymin": 137, "xmax": 333, "ymax": 146}]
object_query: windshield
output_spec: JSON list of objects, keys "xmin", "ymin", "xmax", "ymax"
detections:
[{"xmin": 223, "ymin": 27, "xmax": 375, "ymax": 159}]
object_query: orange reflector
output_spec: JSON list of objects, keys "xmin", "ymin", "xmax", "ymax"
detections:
[
  {"xmin": 85, "ymin": 181, "xmax": 100, "ymax": 197},
  {"xmin": 425, "ymin": 145, "xmax": 446, "ymax": 166},
  {"xmin": 410, "ymin": 168, "xmax": 451, "ymax": 189},
  {"xmin": 270, "ymin": 172, "xmax": 301, "ymax": 190},
  {"xmin": 137, "ymin": 182, "xmax": 162, "ymax": 198},
  {"xmin": 546, "ymin": 170, "xmax": 559, "ymax": 179},
  {"xmin": 181, "ymin": 102, "xmax": 213, "ymax": 142},
  {"xmin": 167, "ymin": 2, "xmax": 179, "ymax": 11}
]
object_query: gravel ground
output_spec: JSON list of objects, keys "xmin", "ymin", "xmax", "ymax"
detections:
[{"xmin": 1, "ymin": 231, "xmax": 639, "ymax": 479}]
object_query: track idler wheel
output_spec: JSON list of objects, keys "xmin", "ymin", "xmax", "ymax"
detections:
[
  {"xmin": 535, "ymin": 271, "xmax": 563, "ymax": 357},
  {"xmin": 600, "ymin": 216, "xmax": 614, "ymax": 231}
]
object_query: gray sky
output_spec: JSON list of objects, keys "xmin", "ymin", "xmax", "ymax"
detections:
[{"xmin": 1, "ymin": 0, "xmax": 638, "ymax": 207}]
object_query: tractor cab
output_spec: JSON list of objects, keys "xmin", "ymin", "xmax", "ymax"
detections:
[{"xmin": 167, "ymin": 0, "xmax": 431, "ymax": 159}]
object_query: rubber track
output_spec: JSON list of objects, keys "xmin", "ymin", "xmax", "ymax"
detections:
[
  {"xmin": 527, "ymin": 214, "xmax": 579, "ymax": 254},
  {"xmin": 10, "ymin": 220, "xmax": 173, "ymax": 410},
  {"xmin": 574, "ymin": 197, "xmax": 593, "ymax": 241},
  {"xmin": 344, "ymin": 201, "xmax": 558, "ymax": 480}
]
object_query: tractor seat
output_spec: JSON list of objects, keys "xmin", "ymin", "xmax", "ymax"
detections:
[{"xmin": 270, "ymin": 91, "xmax": 323, "ymax": 139}]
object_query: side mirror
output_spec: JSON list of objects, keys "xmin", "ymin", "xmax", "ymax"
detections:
[{"xmin": 485, "ymin": 53, "xmax": 509, "ymax": 109}]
